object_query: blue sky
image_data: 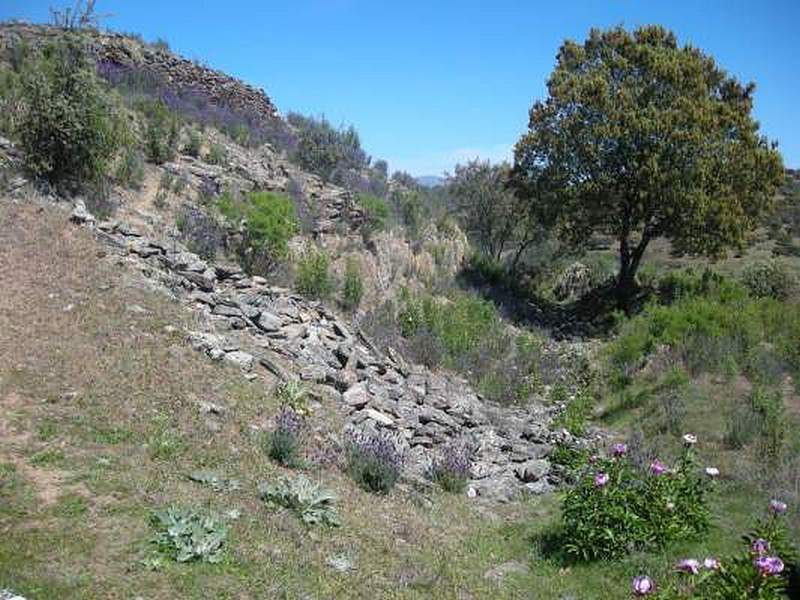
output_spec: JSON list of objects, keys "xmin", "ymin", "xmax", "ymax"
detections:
[{"xmin": 3, "ymin": 0, "xmax": 799, "ymax": 175}]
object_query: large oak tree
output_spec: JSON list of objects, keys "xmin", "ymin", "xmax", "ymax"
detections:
[{"xmin": 512, "ymin": 25, "xmax": 784, "ymax": 307}]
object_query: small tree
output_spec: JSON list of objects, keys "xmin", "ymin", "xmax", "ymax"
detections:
[
  {"xmin": 448, "ymin": 159, "xmax": 541, "ymax": 271},
  {"xmin": 18, "ymin": 38, "xmax": 125, "ymax": 192},
  {"xmin": 513, "ymin": 25, "xmax": 784, "ymax": 308}
]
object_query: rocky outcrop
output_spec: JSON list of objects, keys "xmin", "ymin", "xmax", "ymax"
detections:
[
  {"xmin": 0, "ymin": 23, "xmax": 279, "ymax": 129},
  {"xmin": 72, "ymin": 205, "xmax": 566, "ymax": 502}
]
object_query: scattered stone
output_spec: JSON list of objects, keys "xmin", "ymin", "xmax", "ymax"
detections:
[
  {"xmin": 483, "ymin": 560, "xmax": 530, "ymax": 583},
  {"xmin": 70, "ymin": 199, "xmax": 94, "ymax": 225},
  {"xmin": 326, "ymin": 554, "xmax": 355, "ymax": 573},
  {"xmin": 363, "ymin": 407, "xmax": 394, "ymax": 427},
  {"xmin": 198, "ymin": 401, "xmax": 225, "ymax": 415},
  {"xmin": 224, "ymin": 350, "xmax": 254, "ymax": 371}
]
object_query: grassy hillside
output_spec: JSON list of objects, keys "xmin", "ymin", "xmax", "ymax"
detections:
[{"xmin": 0, "ymin": 199, "xmax": 796, "ymax": 599}]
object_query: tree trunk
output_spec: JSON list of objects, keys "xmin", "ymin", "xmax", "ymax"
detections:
[{"xmin": 616, "ymin": 233, "xmax": 650, "ymax": 312}]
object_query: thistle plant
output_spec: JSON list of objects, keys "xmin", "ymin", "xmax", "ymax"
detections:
[
  {"xmin": 149, "ymin": 506, "xmax": 227, "ymax": 564},
  {"xmin": 259, "ymin": 474, "xmax": 340, "ymax": 527}
]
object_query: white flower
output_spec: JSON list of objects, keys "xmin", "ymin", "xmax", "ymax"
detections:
[
  {"xmin": 682, "ymin": 433, "xmax": 697, "ymax": 446},
  {"xmin": 705, "ymin": 467, "xmax": 719, "ymax": 478}
]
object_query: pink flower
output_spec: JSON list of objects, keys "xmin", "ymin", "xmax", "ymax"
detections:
[
  {"xmin": 632, "ymin": 575, "xmax": 654, "ymax": 595},
  {"xmin": 594, "ymin": 472, "xmax": 609, "ymax": 487},
  {"xmin": 682, "ymin": 433, "xmax": 697, "ymax": 447},
  {"xmin": 588, "ymin": 454, "xmax": 599, "ymax": 464},
  {"xmin": 769, "ymin": 499, "xmax": 787, "ymax": 515},
  {"xmin": 676, "ymin": 558, "xmax": 701, "ymax": 575},
  {"xmin": 754, "ymin": 555, "xmax": 784, "ymax": 576},
  {"xmin": 703, "ymin": 557, "xmax": 721, "ymax": 571},
  {"xmin": 649, "ymin": 459, "xmax": 666, "ymax": 476},
  {"xmin": 751, "ymin": 538, "xmax": 770, "ymax": 555},
  {"xmin": 612, "ymin": 442, "xmax": 628, "ymax": 457},
  {"xmin": 704, "ymin": 467, "xmax": 719, "ymax": 478}
]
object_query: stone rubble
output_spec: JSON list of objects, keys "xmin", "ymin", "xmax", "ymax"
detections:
[{"xmin": 71, "ymin": 206, "xmax": 568, "ymax": 502}]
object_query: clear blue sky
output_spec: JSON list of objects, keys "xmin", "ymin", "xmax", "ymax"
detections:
[{"xmin": 3, "ymin": 0, "xmax": 799, "ymax": 175}]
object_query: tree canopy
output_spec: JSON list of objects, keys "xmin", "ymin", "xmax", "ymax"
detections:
[{"xmin": 512, "ymin": 25, "xmax": 784, "ymax": 306}]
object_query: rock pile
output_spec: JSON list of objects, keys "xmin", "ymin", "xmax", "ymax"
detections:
[
  {"xmin": 0, "ymin": 23, "xmax": 280, "ymax": 130},
  {"xmin": 72, "ymin": 205, "xmax": 565, "ymax": 502}
]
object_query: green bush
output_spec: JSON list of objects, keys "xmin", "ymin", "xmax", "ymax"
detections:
[
  {"xmin": 341, "ymin": 257, "xmax": 364, "ymax": 311},
  {"xmin": 295, "ymin": 248, "xmax": 334, "ymax": 300},
  {"xmin": 742, "ymin": 260, "xmax": 796, "ymax": 300},
  {"xmin": 561, "ymin": 444, "xmax": 712, "ymax": 561},
  {"xmin": 640, "ymin": 502, "xmax": 796, "ymax": 598},
  {"xmin": 610, "ymin": 272, "xmax": 800, "ymax": 392},
  {"xmin": 115, "ymin": 146, "xmax": 145, "ymax": 189},
  {"xmin": 205, "ymin": 142, "xmax": 227, "ymax": 165},
  {"xmin": 184, "ymin": 128, "xmax": 202, "ymax": 157},
  {"xmin": 398, "ymin": 290, "xmax": 498, "ymax": 360},
  {"xmin": 218, "ymin": 191, "xmax": 299, "ymax": 274},
  {"xmin": 139, "ymin": 99, "xmax": 179, "ymax": 164},
  {"xmin": 286, "ymin": 112, "xmax": 369, "ymax": 183},
  {"xmin": 358, "ymin": 193, "xmax": 390, "ymax": 238},
  {"xmin": 17, "ymin": 38, "xmax": 125, "ymax": 191}
]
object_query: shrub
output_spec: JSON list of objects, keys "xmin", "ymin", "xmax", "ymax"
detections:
[
  {"xmin": 358, "ymin": 193, "xmax": 390, "ymax": 238},
  {"xmin": 341, "ymin": 257, "xmax": 364, "ymax": 311},
  {"xmin": 428, "ymin": 439, "xmax": 473, "ymax": 493},
  {"xmin": 345, "ymin": 430, "xmax": 403, "ymax": 494},
  {"xmin": 561, "ymin": 441, "xmax": 712, "ymax": 561},
  {"xmin": 259, "ymin": 475, "xmax": 340, "ymax": 527},
  {"xmin": 398, "ymin": 291, "xmax": 498, "ymax": 360},
  {"xmin": 149, "ymin": 507, "xmax": 226, "ymax": 564},
  {"xmin": 184, "ymin": 128, "xmax": 202, "ymax": 157},
  {"xmin": 286, "ymin": 112, "xmax": 369, "ymax": 184},
  {"xmin": 266, "ymin": 406, "xmax": 303, "ymax": 467},
  {"xmin": 295, "ymin": 248, "xmax": 334, "ymax": 300},
  {"xmin": 742, "ymin": 260, "xmax": 796, "ymax": 300},
  {"xmin": 17, "ymin": 37, "xmax": 125, "ymax": 192},
  {"xmin": 139, "ymin": 98, "xmax": 179, "ymax": 164},
  {"xmin": 115, "ymin": 146, "xmax": 145, "ymax": 189},
  {"xmin": 205, "ymin": 142, "xmax": 227, "ymax": 165},
  {"xmin": 218, "ymin": 191, "xmax": 299, "ymax": 274},
  {"xmin": 635, "ymin": 500, "xmax": 797, "ymax": 598}
]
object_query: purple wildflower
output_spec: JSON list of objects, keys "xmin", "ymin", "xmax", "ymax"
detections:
[
  {"xmin": 649, "ymin": 459, "xmax": 667, "ymax": 476},
  {"xmin": 594, "ymin": 472, "xmax": 610, "ymax": 488},
  {"xmin": 428, "ymin": 439, "xmax": 473, "ymax": 492},
  {"xmin": 751, "ymin": 538, "xmax": 770, "ymax": 555},
  {"xmin": 754, "ymin": 555, "xmax": 784, "ymax": 576},
  {"xmin": 632, "ymin": 575, "xmax": 654, "ymax": 595},
  {"xmin": 676, "ymin": 558, "xmax": 701, "ymax": 575},
  {"xmin": 769, "ymin": 499, "xmax": 787, "ymax": 515},
  {"xmin": 703, "ymin": 557, "xmax": 721, "ymax": 571},
  {"xmin": 612, "ymin": 442, "xmax": 628, "ymax": 458},
  {"xmin": 275, "ymin": 406, "xmax": 303, "ymax": 437}
]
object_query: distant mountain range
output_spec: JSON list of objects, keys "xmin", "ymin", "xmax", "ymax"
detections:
[{"xmin": 415, "ymin": 175, "xmax": 446, "ymax": 188}]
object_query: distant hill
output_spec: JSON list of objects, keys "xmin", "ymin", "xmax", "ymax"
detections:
[{"xmin": 415, "ymin": 175, "xmax": 446, "ymax": 188}]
